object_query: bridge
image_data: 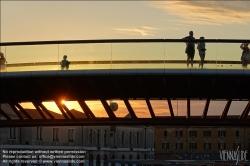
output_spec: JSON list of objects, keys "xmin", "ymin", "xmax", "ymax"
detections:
[{"xmin": 0, "ymin": 39, "xmax": 250, "ymax": 127}]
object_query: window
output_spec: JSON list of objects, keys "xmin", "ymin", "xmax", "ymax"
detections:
[
  {"xmin": 104, "ymin": 130, "xmax": 107, "ymax": 144},
  {"xmin": 235, "ymin": 131, "xmax": 240, "ymax": 140},
  {"xmin": 204, "ymin": 131, "xmax": 211, "ymax": 137},
  {"xmin": 233, "ymin": 143, "xmax": 241, "ymax": 150},
  {"xmin": 89, "ymin": 129, "xmax": 92, "ymax": 143},
  {"xmin": 53, "ymin": 128, "xmax": 59, "ymax": 141},
  {"xmin": 176, "ymin": 131, "xmax": 183, "ymax": 137},
  {"xmin": 162, "ymin": 143, "xmax": 169, "ymax": 149},
  {"xmin": 137, "ymin": 132, "xmax": 140, "ymax": 145},
  {"xmin": 129, "ymin": 132, "xmax": 132, "ymax": 145},
  {"xmin": 175, "ymin": 143, "xmax": 183, "ymax": 149},
  {"xmin": 37, "ymin": 127, "xmax": 43, "ymax": 141},
  {"xmin": 218, "ymin": 130, "xmax": 226, "ymax": 137},
  {"xmin": 218, "ymin": 143, "xmax": 226, "ymax": 150},
  {"xmin": 122, "ymin": 131, "xmax": 125, "ymax": 145},
  {"xmin": 97, "ymin": 129, "xmax": 100, "ymax": 144},
  {"xmin": 9, "ymin": 127, "xmax": 16, "ymax": 140},
  {"xmin": 204, "ymin": 143, "xmax": 211, "ymax": 149},
  {"xmin": 190, "ymin": 131, "xmax": 197, "ymax": 137},
  {"xmin": 189, "ymin": 143, "xmax": 197, "ymax": 150},
  {"xmin": 164, "ymin": 131, "xmax": 168, "ymax": 139},
  {"xmin": 68, "ymin": 128, "xmax": 74, "ymax": 142}
]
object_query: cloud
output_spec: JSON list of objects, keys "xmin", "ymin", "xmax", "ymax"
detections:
[
  {"xmin": 114, "ymin": 26, "xmax": 159, "ymax": 36},
  {"xmin": 147, "ymin": 1, "xmax": 250, "ymax": 25}
]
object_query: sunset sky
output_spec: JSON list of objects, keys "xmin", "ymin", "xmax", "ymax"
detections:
[
  {"xmin": 1, "ymin": 1, "xmax": 250, "ymax": 42},
  {"xmin": 1, "ymin": 1, "xmax": 249, "ymax": 117}
]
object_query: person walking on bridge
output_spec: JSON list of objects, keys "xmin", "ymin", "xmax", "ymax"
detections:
[
  {"xmin": 0, "ymin": 52, "xmax": 7, "ymax": 72},
  {"xmin": 61, "ymin": 55, "xmax": 70, "ymax": 70},
  {"xmin": 240, "ymin": 43, "xmax": 249, "ymax": 68},
  {"xmin": 183, "ymin": 31, "xmax": 196, "ymax": 68}
]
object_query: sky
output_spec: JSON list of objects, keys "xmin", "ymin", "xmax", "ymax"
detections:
[
  {"xmin": 1, "ymin": 1, "xmax": 249, "ymax": 117},
  {"xmin": 1, "ymin": 1, "xmax": 250, "ymax": 42}
]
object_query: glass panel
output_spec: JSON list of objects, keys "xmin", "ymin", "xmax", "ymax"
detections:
[
  {"xmin": 42, "ymin": 101, "xmax": 63, "ymax": 118},
  {"xmin": 207, "ymin": 100, "xmax": 227, "ymax": 116},
  {"xmin": 128, "ymin": 100, "xmax": 151, "ymax": 118},
  {"xmin": 228, "ymin": 101, "xmax": 248, "ymax": 115},
  {"xmin": 165, "ymin": 43, "xmax": 187, "ymax": 69},
  {"xmin": 112, "ymin": 43, "xmax": 164, "ymax": 69},
  {"xmin": 5, "ymin": 45, "xmax": 59, "ymax": 72},
  {"xmin": 190, "ymin": 100, "xmax": 206, "ymax": 116},
  {"xmin": 62, "ymin": 101, "xmax": 87, "ymax": 118},
  {"xmin": 20, "ymin": 102, "xmax": 42, "ymax": 119},
  {"xmin": 85, "ymin": 100, "xmax": 108, "ymax": 117},
  {"xmin": 109, "ymin": 100, "xmax": 129, "ymax": 118},
  {"xmin": 0, "ymin": 103, "xmax": 18, "ymax": 119},
  {"xmin": 150, "ymin": 100, "xmax": 170, "ymax": 116},
  {"xmin": 59, "ymin": 43, "xmax": 111, "ymax": 70},
  {"xmin": 0, "ymin": 46, "xmax": 6, "ymax": 54},
  {"xmin": 171, "ymin": 100, "xmax": 186, "ymax": 116},
  {"xmin": 216, "ymin": 43, "xmax": 243, "ymax": 69},
  {"xmin": 165, "ymin": 42, "xmax": 219, "ymax": 69},
  {"xmin": 203, "ymin": 43, "xmax": 217, "ymax": 69}
]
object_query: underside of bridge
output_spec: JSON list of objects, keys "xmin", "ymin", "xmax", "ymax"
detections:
[{"xmin": 0, "ymin": 69, "xmax": 249, "ymax": 127}]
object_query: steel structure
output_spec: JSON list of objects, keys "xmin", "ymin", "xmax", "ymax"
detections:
[
  {"xmin": 0, "ymin": 39, "xmax": 250, "ymax": 127},
  {"xmin": 0, "ymin": 69, "xmax": 249, "ymax": 127}
]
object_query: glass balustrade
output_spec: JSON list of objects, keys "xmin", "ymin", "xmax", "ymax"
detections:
[{"xmin": 0, "ymin": 40, "xmax": 249, "ymax": 72}]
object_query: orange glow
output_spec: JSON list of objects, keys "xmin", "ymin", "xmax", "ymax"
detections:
[{"xmin": 61, "ymin": 100, "xmax": 66, "ymax": 104}]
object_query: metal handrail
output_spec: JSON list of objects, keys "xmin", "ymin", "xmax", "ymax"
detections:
[
  {"xmin": 1, "ymin": 39, "xmax": 250, "ymax": 46},
  {"xmin": 4, "ymin": 60, "xmax": 242, "ymax": 67}
]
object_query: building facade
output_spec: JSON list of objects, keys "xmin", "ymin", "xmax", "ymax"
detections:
[
  {"xmin": 0, "ymin": 125, "xmax": 154, "ymax": 166},
  {"xmin": 154, "ymin": 126, "xmax": 250, "ymax": 160}
]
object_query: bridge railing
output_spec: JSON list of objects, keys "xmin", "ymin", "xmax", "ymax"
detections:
[{"xmin": 0, "ymin": 39, "xmax": 249, "ymax": 72}]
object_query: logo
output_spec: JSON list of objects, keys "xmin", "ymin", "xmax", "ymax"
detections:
[{"xmin": 219, "ymin": 146, "xmax": 248, "ymax": 165}]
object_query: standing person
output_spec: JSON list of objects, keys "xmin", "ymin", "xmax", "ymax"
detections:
[
  {"xmin": 0, "ymin": 52, "xmax": 7, "ymax": 71},
  {"xmin": 183, "ymin": 31, "xmax": 196, "ymax": 68},
  {"xmin": 197, "ymin": 37, "xmax": 206, "ymax": 69},
  {"xmin": 240, "ymin": 43, "xmax": 249, "ymax": 68},
  {"xmin": 61, "ymin": 55, "xmax": 70, "ymax": 70}
]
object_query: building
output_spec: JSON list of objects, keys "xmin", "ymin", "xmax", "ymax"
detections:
[
  {"xmin": 154, "ymin": 126, "xmax": 250, "ymax": 160},
  {"xmin": 0, "ymin": 104, "xmax": 154, "ymax": 166}
]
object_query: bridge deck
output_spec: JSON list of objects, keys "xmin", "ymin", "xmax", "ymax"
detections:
[{"xmin": 1, "ymin": 69, "xmax": 249, "ymax": 127}]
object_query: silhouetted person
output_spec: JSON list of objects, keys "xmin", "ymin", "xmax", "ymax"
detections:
[
  {"xmin": 240, "ymin": 43, "xmax": 249, "ymax": 68},
  {"xmin": 0, "ymin": 52, "xmax": 7, "ymax": 71},
  {"xmin": 183, "ymin": 31, "xmax": 196, "ymax": 68},
  {"xmin": 197, "ymin": 36, "xmax": 206, "ymax": 69},
  {"xmin": 61, "ymin": 55, "xmax": 70, "ymax": 70}
]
